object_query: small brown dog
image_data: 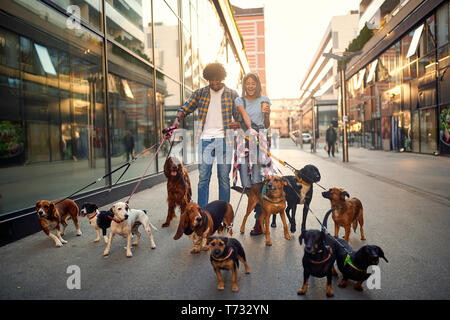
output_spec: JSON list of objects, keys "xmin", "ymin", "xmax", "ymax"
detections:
[
  {"xmin": 163, "ymin": 156, "xmax": 192, "ymax": 227},
  {"xmin": 173, "ymin": 200, "xmax": 234, "ymax": 253},
  {"xmin": 322, "ymin": 188, "xmax": 366, "ymax": 242},
  {"xmin": 232, "ymin": 176, "xmax": 289, "ymax": 246},
  {"xmin": 207, "ymin": 236, "xmax": 250, "ymax": 292},
  {"xmin": 36, "ymin": 199, "xmax": 81, "ymax": 247}
]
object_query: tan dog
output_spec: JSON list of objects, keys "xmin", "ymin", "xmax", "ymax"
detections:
[
  {"xmin": 322, "ymin": 188, "xmax": 366, "ymax": 242},
  {"xmin": 173, "ymin": 200, "xmax": 234, "ymax": 254},
  {"xmin": 232, "ymin": 176, "xmax": 289, "ymax": 246},
  {"xmin": 36, "ymin": 199, "xmax": 81, "ymax": 247},
  {"xmin": 103, "ymin": 202, "xmax": 157, "ymax": 258}
]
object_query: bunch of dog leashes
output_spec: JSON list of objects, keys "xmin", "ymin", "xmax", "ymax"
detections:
[{"xmin": 232, "ymin": 133, "xmax": 357, "ymax": 265}]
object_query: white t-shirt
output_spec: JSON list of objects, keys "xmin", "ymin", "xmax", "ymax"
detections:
[{"xmin": 201, "ymin": 87, "xmax": 225, "ymax": 139}]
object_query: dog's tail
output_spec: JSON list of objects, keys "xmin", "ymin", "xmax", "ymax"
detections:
[
  {"xmin": 148, "ymin": 222, "xmax": 158, "ymax": 231},
  {"xmin": 322, "ymin": 208, "xmax": 334, "ymax": 232}
]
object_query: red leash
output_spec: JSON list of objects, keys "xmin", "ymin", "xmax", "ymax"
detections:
[{"xmin": 125, "ymin": 127, "xmax": 177, "ymax": 204}]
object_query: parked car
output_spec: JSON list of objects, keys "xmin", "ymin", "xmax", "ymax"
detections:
[{"xmin": 302, "ymin": 133, "xmax": 312, "ymax": 143}]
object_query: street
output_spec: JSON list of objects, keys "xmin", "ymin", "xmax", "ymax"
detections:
[{"xmin": 0, "ymin": 138, "xmax": 449, "ymax": 300}]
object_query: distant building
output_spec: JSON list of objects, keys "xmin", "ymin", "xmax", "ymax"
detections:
[
  {"xmin": 270, "ymin": 98, "xmax": 302, "ymax": 137},
  {"xmin": 233, "ymin": 5, "xmax": 268, "ymax": 95},
  {"xmin": 299, "ymin": 11, "xmax": 360, "ymax": 142}
]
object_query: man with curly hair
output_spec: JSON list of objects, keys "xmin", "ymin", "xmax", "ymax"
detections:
[{"xmin": 173, "ymin": 63, "xmax": 241, "ymax": 208}]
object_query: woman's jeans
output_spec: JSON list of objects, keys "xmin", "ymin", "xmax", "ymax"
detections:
[{"xmin": 197, "ymin": 138, "xmax": 231, "ymax": 208}]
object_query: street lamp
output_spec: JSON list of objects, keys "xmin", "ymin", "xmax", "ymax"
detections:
[
  {"xmin": 299, "ymin": 88, "xmax": 319, "ymax": 153},
  {"xmin": 322, "ymin": 51, "xmax": 362, "ymax": 162}
]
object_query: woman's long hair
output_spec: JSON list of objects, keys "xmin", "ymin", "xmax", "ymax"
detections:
[{"xmin": 241, "ymin": 73, "xmax": 262, "ymax": 98}]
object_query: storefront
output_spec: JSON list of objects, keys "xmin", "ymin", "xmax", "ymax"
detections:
[
  {"xmin": 0, "ymin": 0, "xmax": 249, "ymax": 243},
  {"xmin": 345, "ymin": 1, "xmax": 449, "ymax": 155}
]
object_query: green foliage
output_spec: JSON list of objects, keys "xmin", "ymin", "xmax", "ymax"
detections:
[{"xmin": 338, "ymin": 25, "xmax": 374, "ymax": 70}]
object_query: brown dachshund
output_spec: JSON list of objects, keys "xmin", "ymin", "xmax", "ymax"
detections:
[
  {"xmin": 232, "ymin": 176, "xmax": 289, "ymax": 246},
  {"xmin": 322, "ymin": 188, "xmax": 366, "ymax": 242},
  {"xmin": 36, "ymin": 199, "xmax": 81, "ymax": 247},
  {"xmin": 173, "ymin": 200, "xmax": 234, "ymax": 253},
  {"xmin": 207, "ymin": 236, "xmax": 250, "ymax": 292},
  {"xmin": 163, "ymin": 156, "xmax": 192, "ymax": 227}
]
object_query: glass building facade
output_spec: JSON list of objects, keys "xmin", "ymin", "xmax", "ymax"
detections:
[
  {"xmin": 0, "ymin": 0, "xmax": 248, "ymax": 217},
  {"xmin": 345, "ymin": 1, "xmax": 449, "ymax": 155}
]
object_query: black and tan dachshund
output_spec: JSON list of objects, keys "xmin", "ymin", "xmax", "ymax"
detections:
[
  {"xmin": 271, "ymin": 164, "xmax": 321, "ymax": 233},
  {"xmin": 322, "ymin": 209, "xmax": 388, "ymax": 291},
  {"xmin": 298, "ymin": 210, "xmax": 336, "ymax": 298},
  {"xmin": 207, "ymin": 236, "xmax": 250, "ymax": 292}
]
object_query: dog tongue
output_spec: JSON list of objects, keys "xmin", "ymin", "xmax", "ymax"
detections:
[{"xmin": 171, "ymin": 171, "xmax": 177, "ymax": 176}]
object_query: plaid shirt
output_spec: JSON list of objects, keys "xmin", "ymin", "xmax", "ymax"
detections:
[{"xmin": 178, "ymin": 85, "xmax": 239, "ymax": 147}]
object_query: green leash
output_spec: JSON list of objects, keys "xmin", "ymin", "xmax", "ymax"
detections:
[{"xmin": 344, "ymin": 254, "xmax": 365, "ymax": 272}]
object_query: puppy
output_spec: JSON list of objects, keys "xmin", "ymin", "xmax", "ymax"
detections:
[
  {"xmin": 80, "ymin": 202, "xmax": 113, "ymax": 243},
  {"xmin": 271, "ymin": 164, "xmax": 321, "ymax": 233},
  {"xmin": 207, "ymin": 236, "xmax": 250, "ymax": 292},
  {"xmin": 173, "ymin": 200, "xmax": 234, "ymax": 254},
  {"xmin": 163, "ymin": 156, "xmax": 192, "ymax": 227},
  {"xmin": 322, "ymin": 209, "xmax": 388, "ymax": 291},
  {"xmin": 103, "ymin": 202, "xmax": 157, "ymax": 258},
  {"xmin": 298, "ymin": 225, "xmax": 336, "ymax": 297},
  {"xmin": 322, "ymin": 188, "xmax": 366, "ymax": 242},
  {"xmin": 36, "ymin": 199, "xmax": 81, "ymax": 247},
  {"xmin": 232, "ymin": 176, "xmax": 289, "ymax": 246}
]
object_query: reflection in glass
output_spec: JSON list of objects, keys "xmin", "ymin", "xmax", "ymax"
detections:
[
  {"xmin": 51, "ymin": 0, "xmax": 102, "ymax": 31},
  {"xmin": 106, "ymin": 0, "xmax": 153, "ymax": 63},
  {"xmin": 0, "ymin": 11, "xmax": 106, "ymax": 215},
  {"xmin": 153, "ymin": 0, "xmax": 180, "ymax": 81}
]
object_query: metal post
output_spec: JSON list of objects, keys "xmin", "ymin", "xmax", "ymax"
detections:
[
  {"xmin": 340, "ymin": 67, "xmax": 349, "ymax": 162},
  {"xmin": 299, "ymin": 110, "xmax": 303, "ymax": 149},
  {"xmin": 312, "ymin": 97, "xmax": 316, "ymax": 153}
]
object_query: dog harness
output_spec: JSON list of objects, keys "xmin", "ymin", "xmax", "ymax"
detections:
[
  {"xmin": 344, "ymin": 254, "xmax": 365, "ymax": 272},
  {"xmin": 261, "ymin": 184, "xmax": 284, "ymax": 204},
  {"xmin": 211, "ymin": 248, "xmax": 234, "ymax": 262}
]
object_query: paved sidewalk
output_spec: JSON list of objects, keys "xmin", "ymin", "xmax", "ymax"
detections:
[{"xmin": 0, "ymin": 138, "xmax": 449, "ymax": 300}]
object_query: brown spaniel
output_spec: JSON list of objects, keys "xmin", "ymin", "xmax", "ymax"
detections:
[{"xmin": 162, "ymin": 156, "xmax": 192, "ymax": 227}]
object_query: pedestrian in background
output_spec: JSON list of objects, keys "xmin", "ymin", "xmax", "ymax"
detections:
[
  {"xmin": 172, "ymin": 63, "xmax": 240, "ymax": 208},
  {"xmin": 326, "ymin": 123, "xmax": 337, "ymax": 157},
  {"xmin": 233, "ymin": 72, "xmax": 272, "ymax": 236},
  {"xmin": 123, "ymin": 130, "xmax": 135, "ymax": 162}
]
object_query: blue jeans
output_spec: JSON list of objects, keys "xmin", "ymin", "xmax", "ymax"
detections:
[
  {"xmin": 197, "ymin": 138, "xmax": 232, "ymax": 208},
  {"xmin": 238, "ymin": 145, "xmax": 263, "ymax": 219}
]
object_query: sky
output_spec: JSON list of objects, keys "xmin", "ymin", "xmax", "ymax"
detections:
[{"xmin": 230, "ymin": 0, "xmax": 362, "ymax": 99}]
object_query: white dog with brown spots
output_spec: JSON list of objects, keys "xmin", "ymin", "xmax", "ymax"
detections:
[{"xmin": 103, "ymin": 202, "xmax": 157, "ymax": 258}]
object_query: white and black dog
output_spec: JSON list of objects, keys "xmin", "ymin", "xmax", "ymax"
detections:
[
  {"xmin": 103, "ymin": 202, "xmax": 157, "ymax": 258},
  {"xmin": 80, "ymin": 202, "xmax": 114, "ymax": 243}
]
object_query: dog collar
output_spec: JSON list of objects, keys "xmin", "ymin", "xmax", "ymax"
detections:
[
  {"xmin": 211, "ymin": 248, "xmax": 234, "ymax": 262},
  {"xmin": 309, "ymin": 248, "xmax": 332, "ymax": 264},
  {"xmin": 344, "ymin": 254, "xmax": 365, "ymax": 272},
  {"xmin": 261, "ymin": 185, "xmax": 284, "ymax": 204},
  {"xmin": 88, "ymin": 210, "xmax": 99, "ymax": 221},
  {"xmin": 294, "ymin": 175, "xmax": 311, "ymax": 187},
  {"xmin": 107, "ymin": 216, "xmax": 125, "ymax": 223}
]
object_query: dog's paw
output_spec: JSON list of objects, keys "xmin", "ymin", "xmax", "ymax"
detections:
[
  {"xmin": 297, "ymin": 288, "xmax": 306, "ymax": 295},
  {"xmin": 217, "ymin": 283, "xmax": 225, "ymax": 291},
  {"xmin": 127, "ymin": 252, "xmax": 133, "ymax": 258},
  {"xmin": 60, "ymin": 239, "xmax": 68, "ymax": 244},
  {"xmin": 338, "ymin": 280, "xmax": 348, "ymax": 288},
  {"xmin": 326, "ymin": 288, "xmax": 334, "ymax": 297},
  {"xmin": 77, "ymin": 230, "xmax": 82, "ymax": 236},
  {"xmin": 190, "ymin": 247, "xmax": 201, "ymax": 254},
  {"xmin": 55, "ymin": 241, "xmax": 63, "ymax": 247},
  {"xmin": 103, "ymin": 251, "xmax": 110, "ymax": 257},
  {"xmin": 93, "ymin": 238, "xmax": 100, "ymax": 242},
  {"xmin": 232, "ymin": 284, "xmax": 239, "ymax": 292},
  {"xmin": 161, "ymin": 222, "xmax": 170, "ymax": 228}
]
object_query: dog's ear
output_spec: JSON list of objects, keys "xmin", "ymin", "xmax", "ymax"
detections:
[
  {"xmin": 340, "ymin": 190, "xmax": 350, "ymax": 200},
  {"xmin": 35, "ymin": 201, "xmax": 41, "ymax": 209},
  {"xmin": 49, "ymin": 203, "xmax": 56, "ymax": 218},
  {"xmin": 163, "ymin": 158, "xmax": 171, "ymax": 178},
  {"xmin": 173, "ymin": 213, "xmax": 188, "ymax": 240},
  {"xmin": 282, "ymin": 177, "xmax": 288, "ymax": 186},
  {"xmin": 125, "ymin": 203, "xmax": 130, "ymax": 212},
  {"xmin": 375, "ymin": 246, "xmax": 388, "ymax": 263}
]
